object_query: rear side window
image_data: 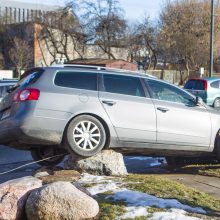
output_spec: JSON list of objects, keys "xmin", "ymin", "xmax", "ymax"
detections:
[
  {"xmin": 184, "ymin": 79, "xmax": 206, "ymax": 90},
  {"xmin": 210, "ymin": 80, "xmax": 220, "ymax": 88},
  {"xmin": 55, "ymin": 71, "xmax": 97, "ymax": 91},
  {"xmin": 103, "ymin": 74, "xmax": 145, "ymax": 97}
]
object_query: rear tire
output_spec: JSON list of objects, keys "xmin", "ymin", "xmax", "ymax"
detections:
[
  {"xmin": 213, "ymin": 98, "xmax": 220, "ymax": 108},
  {"xmin": 65, "ymin": 115, "xmax": 107, "ymax": 157},
  {"xmin": 31, "ymin": 147, "xmax": 65, "ymax": 166},
  {"xmin": 166, "ymin": 157, "xmax": 187, "ymax": 167}
]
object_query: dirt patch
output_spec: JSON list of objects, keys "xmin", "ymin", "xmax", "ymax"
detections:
[{"xmin": 38, "ymin": 170, "xmax": 80, "ymax": 184}]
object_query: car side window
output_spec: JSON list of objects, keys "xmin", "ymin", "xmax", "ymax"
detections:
[
  {"xmin": 145, "ymin": 79, "xmax": 195, "ymax": 105},
  {"xmin": 210, "ymin": 80, "xmax": 220, "ymax": 89},
  {"xmin": 55, "ymin": 71, "xmax": 97, "ymax": 91},
  {"xmin": 103, "ymin": 74, "xmax": 145, "ymax": 97}
]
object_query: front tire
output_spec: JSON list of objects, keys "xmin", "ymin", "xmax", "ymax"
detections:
[
  {"xmin": 31, "ymin": 147, "xmax": 65, "ymax": 166},
  {"xmin": 65, "ymin": 115, "xmax": 107, "ymax": 157},
  {"xmin": 216, "ymin": 138, "xmax": 220, "ymax": 162},
  {"xmin": 213, "ymin": 98, "xmax": 220, "ymax": 108}
]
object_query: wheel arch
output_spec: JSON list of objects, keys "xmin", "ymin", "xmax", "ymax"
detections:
[{"xmin": 62, "ymin": 113, "xmax": 111, "ymax": 149}]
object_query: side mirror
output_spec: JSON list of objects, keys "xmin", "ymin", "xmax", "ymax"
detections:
[
  {"xmin": 7, "ymin": 85, "xmax": 17, "ymax": 94},
  {"xmin": 195, "ymin": 96, "xmax": 203, "ymax": 106}
]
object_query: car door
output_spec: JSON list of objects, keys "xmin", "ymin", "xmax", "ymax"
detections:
[
  {"xmin": 99, "ymin": 73, "xmax": 156, "ymax": 143},
  {"xmin": 145, "ymin": 78, "xmax": 211, "ymax": 147}
]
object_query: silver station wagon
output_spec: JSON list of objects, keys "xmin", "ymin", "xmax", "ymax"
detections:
[{"xmin": 0, "ymin": 65, "xmax": 220, "ymax": 166}]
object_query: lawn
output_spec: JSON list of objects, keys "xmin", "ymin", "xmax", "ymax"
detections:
[{"xmin": 79, "ymin": 173, "xmax": 220, "ymax": 220}]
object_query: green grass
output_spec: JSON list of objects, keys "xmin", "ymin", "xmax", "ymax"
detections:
[
  {"xmin": 177, "ymin": 164, "xmax": 220, "ymax": 178},
  {"xmin": 199, "ymin": 168, "xmax": 220, "ymax": 178},
  {"xmin": 93, "ymin": 193, "xmax": 126, "ymax": 220},
  {"xmin": 147, "ymin": 207, "xmax": 166, "ymax": 214},
  {"xmin": 124, "ymin": 174, "xmax": 220, "ymax": 213},
  {"xmin": 83, "ymin": 174, "xmax": 220, "ymax": 219}
]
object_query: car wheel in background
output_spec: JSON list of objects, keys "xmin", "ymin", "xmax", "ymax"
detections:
[
  {"xmin": 65, "ymin": 115, "xmax": 107, "ymax": 157},
  {"xmin": 213, "ymin": 98, "xmax": 220, "ymax": 108},
  {"xmin": 165, "ymin": 157, "xmax": 187, "ymax": 167},
  {"xmin": 31, "ymin": 147, "xmax": 66, "ymax": 166}
]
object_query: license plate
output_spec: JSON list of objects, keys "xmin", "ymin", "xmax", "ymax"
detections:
[{"xmin": 1, "ymin": 109, "xmax": 11, "ymax": 120}]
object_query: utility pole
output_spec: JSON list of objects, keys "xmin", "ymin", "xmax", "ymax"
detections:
[{"xmin": 209, "ymin": 0, "xmax": 215, "ymax": 77}]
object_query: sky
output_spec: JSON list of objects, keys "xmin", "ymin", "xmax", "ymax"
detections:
[{"xmin": 9, "ymin": 0, "xmax": 163, "ymax": 21}]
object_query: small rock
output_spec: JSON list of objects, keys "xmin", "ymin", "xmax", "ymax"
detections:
[
  {"xmin": 25, "ymin": 181, "xmax": 99, "ymax": 220},
  {"xmin": 33, "ymin": 167, "xmax": 53, "ymax": 178},
  {"xmin": 64, "ymin": 150, "xmax": 128, "ymax": 176},
  {"xmin": 39, "ymin": 170, "xmax": 80, "ymax": 184},
  {"xmin": 0, "ymin": 176, "xmax": 42, "ymax": 220}
]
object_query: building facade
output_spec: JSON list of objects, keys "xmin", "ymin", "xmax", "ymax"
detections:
[
  {"xmin": 0, "ymin": 1, "xmax": 133, "ymax": 72},
  {"xmin": 0, "ymin": 0, "xmax": 59, "ymax": 24}
]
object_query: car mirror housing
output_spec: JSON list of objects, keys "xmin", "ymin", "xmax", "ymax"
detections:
[{"xmin": 195, "ymin": 96, "xmax": 203, "ymax": 106}]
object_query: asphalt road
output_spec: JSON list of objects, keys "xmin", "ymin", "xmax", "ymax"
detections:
[
  {"xmin": 0, "ymin": 145, "xmax": 39, "ymax": 183},
  {"xmin": 0, "ymin": 145, "xmax": 32, "ymax": 165}
]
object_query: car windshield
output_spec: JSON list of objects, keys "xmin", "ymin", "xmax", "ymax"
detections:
[{"xmin": 184, "ymin": 79, "xmax": 205, "ymax": 90}]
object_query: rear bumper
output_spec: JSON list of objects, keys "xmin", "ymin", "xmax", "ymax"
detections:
[{"xmin": 0, "ymin": 114, "xmax": 64, "ymax": 148}]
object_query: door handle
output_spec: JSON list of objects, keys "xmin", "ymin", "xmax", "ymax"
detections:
[
  {"xmin": 102, "ymin": 100, "xmax": 116, "ymax": 106},
  {"xmin": 157, "ymin": 107, "xmax": 169, "ymax": 113}
]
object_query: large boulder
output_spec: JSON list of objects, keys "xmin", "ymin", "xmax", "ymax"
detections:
[
  {"xmin": 64, "ymin": 150, "xmax": 128, "ymax": 176},
  {"xmin": 0, "ymin": 176, "xmax": 42, "ymax": 220},
  {"xmin": 25, "ymin": 181, "xmax": 99, "ymax": 220}
]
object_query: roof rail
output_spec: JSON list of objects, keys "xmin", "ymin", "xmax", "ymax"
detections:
[
  {"xmin": 50, "ymin": 63, "xmax": 156, "ymax": 78},
  {"xmin": 51, "ymin": 63, "xmax": 140, "ymax": 73}
]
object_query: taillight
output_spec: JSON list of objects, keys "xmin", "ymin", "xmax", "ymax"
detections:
[
  {"xmin": 13, "ymin": 88, "xmax": 40, "ymax": 102},
  {"xmin": 204, "ymin": 80, "xmax": 208, "ymax": 91}
]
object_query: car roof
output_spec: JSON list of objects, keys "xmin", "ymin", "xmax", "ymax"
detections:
[
  {"xmin": 202, "ymin": 77, "xmax": 220, "ymax": 82},
  {"xmin": 0, "ymin": 80, "xmax": 17, "ymax": 85}
]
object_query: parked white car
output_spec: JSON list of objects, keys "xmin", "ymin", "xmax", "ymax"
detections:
[{"xmin": 0, "ymin": 80, "xmax": 17, "ymax": 103}]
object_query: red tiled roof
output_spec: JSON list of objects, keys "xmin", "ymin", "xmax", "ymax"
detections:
[{"xmin": 66, "ymin": 58, "xmax": 132, "ymax": 65}]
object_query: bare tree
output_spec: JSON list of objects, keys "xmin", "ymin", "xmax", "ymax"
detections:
[
  {"xmin": 159, "ymin": 0, "xmax": 220, "ymax": 82},
  {"xmin": 0, "ymin": 52, "xmax": 5, "ymax": 69},
  {"xmin": 37, "ymin": 4, "xmax": 85, "ymax": 65},
  {"xmin": 0, "ymin": 19, "xmax": 34, "ymax": 72},
  {"xmin": 79, "ymin": 0, "xmax": 127, "ymax": 59},
  {"xmin": 125, "ymin": 17, "xmax": 158, "ymax": 70},
  {"xmin": 9, "ymin": 37, "xmax": 33, "ymax": 78}
]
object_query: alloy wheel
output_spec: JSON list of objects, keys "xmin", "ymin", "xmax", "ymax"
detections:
[{"xmin": 73, "ymin": 120, "xmax": 101, "ymax": 151}]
